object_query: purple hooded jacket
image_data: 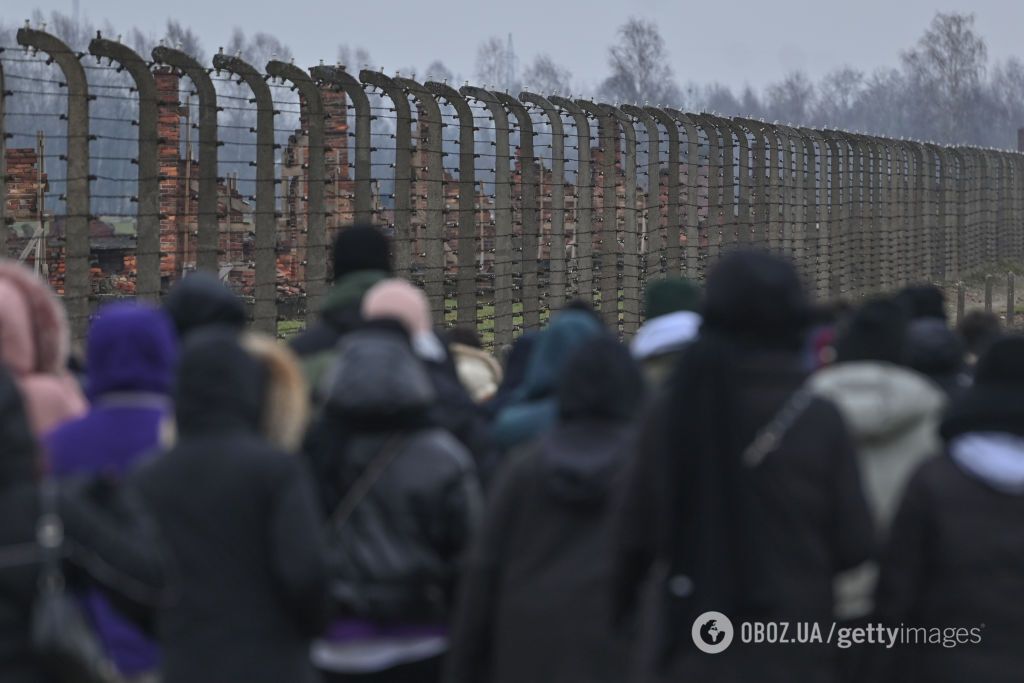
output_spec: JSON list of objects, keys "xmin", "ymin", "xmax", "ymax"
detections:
[{"xmin": 46, "ymin": 302, "xmax": 178, "ymax": 677}]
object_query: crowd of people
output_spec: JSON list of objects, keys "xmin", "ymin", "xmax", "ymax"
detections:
[{"xmin": 0, "ymin": 224, "xmax": 1021, "ymax": 683}]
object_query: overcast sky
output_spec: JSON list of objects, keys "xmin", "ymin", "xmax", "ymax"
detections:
[{"xmin": 8, "ymin": 0, "xmax": 1024, "ymax": 95}]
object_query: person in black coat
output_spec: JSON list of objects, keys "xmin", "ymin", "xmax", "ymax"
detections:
[
  {"xmin": 0, "ymin": 367, "xmax": 165, "ymax": 683},
  {"xmin": 444, "ymin": 336, "xmax": 645, "ymax": 683},
  {"xmin": 613, "ymin": 250, "xmax": 875, "ymax": 683},
  {"xmin": 871, "ymin": 335, "xmax": 1024, "ymax": 683},
  {"xmin": 131, "ymin": 328, "xmax": 329, "ymax": 683}
]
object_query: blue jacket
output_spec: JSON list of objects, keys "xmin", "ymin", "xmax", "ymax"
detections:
[{"xmin": 46, "ymin": 302, "xmax": 177, "ymax": 677}]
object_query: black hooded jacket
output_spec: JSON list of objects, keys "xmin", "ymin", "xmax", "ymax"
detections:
[
  {"xmin": 130, "ymin": 330, "xmax": 328, "ymax": 683},
  {"xmin": 305, "ymin": 325, "xmax": 482, "ymax": 624},
  {"xmin": 445, "ymin": 337, "xmax": 643, "ymax": 683},
  {"xmin": 0, "ymin": 369, "xmax": 165, "ymax": 683}
]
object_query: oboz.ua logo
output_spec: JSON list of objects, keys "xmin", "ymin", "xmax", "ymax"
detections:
[{"xmin": 692, "ymin": 611, "xmax": 735, "ymax": 654}]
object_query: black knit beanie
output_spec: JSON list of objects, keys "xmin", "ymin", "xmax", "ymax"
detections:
[
  {"xmin": 835, "ymin": 298, "xmax": 908, "ymax": 364},
  {"xmin": 941, "ymin": 335, "xmax": 1024, "ymax": 440},
  {"xmin": 332, "ymin": 224, "xmax": 392, "ymax": 281}
]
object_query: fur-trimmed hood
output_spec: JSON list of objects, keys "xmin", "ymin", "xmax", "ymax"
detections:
[
  {"xmin": 240, "ymin": 333, "xmax": 310, "ymax": 453},
  {"xmin": 0, "ymin": 260, "xmax": 86, "ymax": 435},
  {"xmin": 451, "ymin": 343, "xmax": 503, "ymax": 403}
]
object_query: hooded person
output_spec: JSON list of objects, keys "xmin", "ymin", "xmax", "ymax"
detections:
[
  {"xmin": 44, "ymin": 302, "xmax": 178, "ymax": 680},
  {"xmin": 490, "ymin": 310, "xmax": 604, "ymax": 454},
  {"xmin": 612, "ymin": 250, "xmax": 874, "ymax": 683},
  {"xmin": 630, "ymin": 277, "xmax": 702, "ymax": 386},
  {"xmin": 871, "ymin": 335, "xmax": 1024, "ymax": 683},
  {"xmin": 0, "ymin": 260, "xmax": 87, "ymax": 436},
  {"xmin": 291, "ymin": 225, "xmax": 393, "ymax": 383},
  {"xmin": 163, "ymin": 271, "xmax": 247, "ymax": 340},
  {"xmin": 902, "ymin": 316, "xmax": 970, "ymax": 398},
  {"xmin": 484, "ymin": 332, "xmax": 538, "ymax": 419},
  {"xmin": 445, "ymin": 336, "xmax": 644, "ymax": 683},
  {"xmin": 894, "ymin": 284, "xmax": 947, "ymax": 322},
  {"xmin": 0, "ymin": 366, "xmax": 166, "ymax": 683},
  {"xmin": 303, "ymin": 319, "xmax": 483, "ymax": 683},
  {"xmin": 807, "ymin": 299, "xmax": 947, "ymax": 622},
  {"xmin": 361, "ymin": 279, "xmax": 494, "ymax": 473},
  {"xmin": 129, "ymin": 329, "xmax": 328, "ymax": 683}
]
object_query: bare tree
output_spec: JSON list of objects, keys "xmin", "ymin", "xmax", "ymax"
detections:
[
  {"xmin": 902, "ymin": 11, "xmax": 987, "ymax": 141},
  {"xmin": 812, "ymin": 67, "xmax": 864, "ymax": 127},
  {"xmin": 424, "ymin": 60, "xmax": 455, "ymax": 84},
  {"xmin": 474, "ymin": 35, "xmax": 519, "ymax": 92},
  {"xmin": 599, "ymin": 18, "xmax": 681, "ymax": 105},
  {"xmin": 764, "ymin": 71, "xmax": 815, "ymax": 124},
  {"xmin": 522, "ymin": 54, "xmax": 572, "ymax": 95},
  {"xmin": 337, "ymin": 44, "xmax": 373, "ymax": 72},
  {"xmin": 164, "ymin": 19, "xmax": 206, "ymax": 62}
]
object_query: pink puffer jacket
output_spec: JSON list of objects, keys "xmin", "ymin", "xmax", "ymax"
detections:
[{"xmin": 0, "ymin": 260, "xmax": 87, "ymax": 436}]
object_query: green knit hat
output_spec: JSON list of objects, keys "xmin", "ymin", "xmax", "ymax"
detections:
[{"xmin": 644, "ymin": 277, "xmax": 701, "ymax": 319}]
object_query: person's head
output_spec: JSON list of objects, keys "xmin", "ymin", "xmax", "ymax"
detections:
[
  {"xmin": 903, "ymin": 317, "xmax": 966, "ymax": 389},
  {"xmin": 558, "ymin": 336, "xmax": 644, "ymax": 423},
  {"xmin": 701, "ymin": 249, "xmax": 811, "ymax": 350},
  {"xmin": 644, "ymin": 277, "xmax": 700, "ymax": 320},
  {"xmin": 520, "ymin": 310, "xmax": 605, "ymax": 400},
  {"xmin": 85, "ymin": 302, "xmax": 177, "ymax": 400},
  {"xmin": 332, "ymin": 224, "xmax": 392, "ymax": 282},
  {"xmin": 562, "ymin": 298, "xmax": 604, "ymax": 326},
  {"xmin": 834, "ymin": 298, "xmax": 909, "ymax": 364},
  {"xmin": 941, "ymin": 335, "xmax": 1024, "ymax": 441},
  {"xmin": 447, "ymin": 326, "xmax": 483, "ymax": 349},
  {"xmin": 164, "ymin": 272, "xmax": 247, "ymax": 340},
  {"xmin": 174, "ymin": 328, "xmax": 309, "ymax": 451},
  {"xmin": 957, "ymin": 310, "xmax": 1002, "ymax": 363},
  {"xmin": 894, "ymin": 284, "xmax": 947, "ymax": 322},
  {"xmin": 362, "ymin": 278, "xmax": 444, "ymax": 362}
]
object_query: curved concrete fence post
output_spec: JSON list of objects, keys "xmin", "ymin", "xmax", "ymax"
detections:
[
  {"xmin": 311, "ymin": 65, "xmax": 372, "ymax": 224},
  {"xmin": 838, "ymin": 132, "xmax": 864, "ymax": 295},
  {"xmin": 861, "ymin": 136, "xmax": 880, "ymax": 292},
  {"xmin": 429, "ymin": 81, "xmax": 477, "ymax": 328},
  {"xmin": 267, "ymin": 61, "xmax": 325, "ymax": 324},
  {"xmin": 772, "ymin": 126, "xmax": 797, "ymax": 265},
  {"xmin": 800, "ymin": 127, "xmax": 829, "ymax": 299},
  {"xmin": 550, "ymin": 96, "xmax": 592, "ymax": 303},
  {"xmin": 981, "ymin": 149, "xmax": 1000, "ymax": 270},
  {"xmin": 888, "ymin": 138, "xmax": 907, "ymax": 288},
  {"xmin": 364, "ymin": 70, "xmax": 413, "ymax": 279},
  {"xmin": 919, "ymin": 142, "xmax": 941, "ymax": 281},
  {"xmin": 777, "ymin": 125, "xmax": 812, "ymax": 288},
  {"xmin": 461, "ymin": 85, "xmax": 514, "ymax": 347},
  {"xmin": 646, "ymin": 108, "xmax": 680, "ymax": 276},
  {"xmin": 152, "ymin": 45, "xmax": 219, "ymax": 276},
  {"xmin": 396, "ymin": 76, "xmax": 446, "ymax": 327},
  {"xmin": 522, "ymin": 92, "xmax": 567, "ymax": 311},
  {"xmin": 947, "ymin": 148, "xmax": 967, "ymax": 281},
  {"xmin": 907, "ymin": 142, "xmax": 927, "ymax": 282},
  {"xmin": 602, "ymin": 104, "xmax": 640, "ymax": 336},
  {"xmin": 214, "ymin": 51, "xmax": 277, "ymax": 334},
  {"xmin": 665, "ymin": 109, "xmax": 702, "ymax": 279},
  {"xmin": 737, "ymin": 118, "xmax": 777, "ymax": 255},
  {"xmin": 868, "ymin": 136, "xmax": 893, "ymax": 293},
  {"xmin": 820, "ymin": 130, "xmax": 845, "ymax": 297},
  {"xmin": 18, "ymin": 28, "xmax": 91, "ymax": 344},
  {"xmin": 90, "ymin": 34, "xmax": 160, "ymax": 304},
  {"xmin": 724, "ymin": 119, "xmax": 751, "ymax": 247},
  {"xmin": 932, "ymin": 146, "xmax": 954, "ymax": 282},
  {"xmin": 622, "ymin": 105, "xmax": 659, "ymax": 284},
  {"xmin": 690, "ymin": 114, "xmax": 724, "ymax": 267},
  {"xmin": 711, "ymin": 115, "xmax": 739, "ymax": 251},
  {"xmin": 576, "ymin": 100, "xmax": 618, "ymax": 329},
  {"xmin": 496, "ymin": 92, "xmax": 539, "ymax": 332}
]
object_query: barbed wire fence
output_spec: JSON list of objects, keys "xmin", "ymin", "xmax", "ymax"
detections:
[{"xmin": 3, "ymin": 25, "xmax": 1023, "ymax": 347}]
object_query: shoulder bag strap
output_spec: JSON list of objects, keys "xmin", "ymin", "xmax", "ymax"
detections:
[
  {"xmin": 329, "ymin": 434, "xmax": 407, "ymax": 530},
  {"xmin": 742, "ymin": 388, "xmax": 815, "ymax": 468}
]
